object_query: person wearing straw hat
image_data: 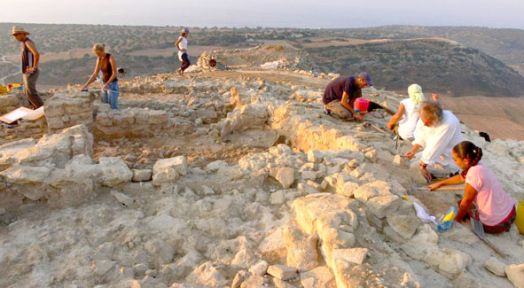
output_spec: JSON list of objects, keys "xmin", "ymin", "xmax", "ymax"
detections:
[
  {"xmin": 176, "ymin": 28, "xmax": 191, "ymax": 75},
  {"xmin": 387, "ymin": 84, "xmax": 427, "ymax": 141},
  {"xmin": 80, "ymin": 43, "xmax": 119, "ymax": 109},
  {"xmin": 11, "ymin": 26, "xmax": 44, "ymax": 109}
]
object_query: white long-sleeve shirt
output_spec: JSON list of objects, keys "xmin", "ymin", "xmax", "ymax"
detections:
[{"xmin": 413, "ymin": 110, "xmax": 462, "ymax": 166}]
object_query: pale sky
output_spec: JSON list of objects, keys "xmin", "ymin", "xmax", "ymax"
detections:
[{"xmin": 1, "ymin": 0, "xmax": 524, "ymax": 29}]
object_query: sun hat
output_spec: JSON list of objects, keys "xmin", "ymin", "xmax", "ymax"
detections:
[{"xmin": 11, "ymin": 26, "xmax": 30, "ymax": 36}]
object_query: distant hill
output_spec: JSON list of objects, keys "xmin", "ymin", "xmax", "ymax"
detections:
[
  {"xmin": 304, "ymin": 39, "xmax": 524, "ymax": 96},
  {"xmin": 369, "ymin": 26, "xmax": 524, "ymax": 65},
  {"xmin": 2, "ymin": 23, "xmax": 524, "ymax": 96},
  {"xmin": 317, "ymin": 26, "xmax": 524, "ymax": 68}
]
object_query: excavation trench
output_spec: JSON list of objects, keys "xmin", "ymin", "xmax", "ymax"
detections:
[{"xmin": 0, "ymin": 72, "xmax": 522, "ymax": 288}]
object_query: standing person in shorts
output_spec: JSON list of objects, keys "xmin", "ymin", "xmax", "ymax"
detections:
[
  {"xmin": 11, "ymin": 26, "xmax": 44, "ymax": 109},
  {"xmin": 176, "ymin": 28, "xmax": 190, "ymax": 75},
  {"xmin": 80, "ymin": 43, "xmax": 119, "ymax": 109}
]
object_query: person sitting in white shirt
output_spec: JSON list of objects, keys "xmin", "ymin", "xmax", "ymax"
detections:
[
  {"xmin": 387, "ymin": 84, "xmax": 427, "ymax": 140},
  {"xmin": 404, "ymin": 101, "xmax": 462, "ymax": 182}
]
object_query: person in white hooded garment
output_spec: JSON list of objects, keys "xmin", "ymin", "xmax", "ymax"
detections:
[{"xmin": 387, "ymin": 84, "xmax": 427, "ymax": 140}]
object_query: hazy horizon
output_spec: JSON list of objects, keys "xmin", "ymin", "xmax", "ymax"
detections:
[{"xmin": 2, "ymin": 0, "xmax": 524, "ymax": 30}]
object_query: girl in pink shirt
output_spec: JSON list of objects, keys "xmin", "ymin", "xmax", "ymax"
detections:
[{"xmin": 429, "ymin": 141, "xmax": 516, "ymax": 234}]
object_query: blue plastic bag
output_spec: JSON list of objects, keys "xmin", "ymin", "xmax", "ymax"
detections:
[{"xmin": 437, "ymin": 206, "xmax": 458, "ymax": 233}]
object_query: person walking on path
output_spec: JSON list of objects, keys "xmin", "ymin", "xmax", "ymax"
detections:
[
  {"xmin": 80, "ymin": 43, "xmax": 119, "ymax": 109},
  {"xmin": 176, "ymin": 28, "xmax": 191, "ymax": 75},
  {"xmin": 11, "ymin": 26, "xmax": 44, "ymax": 109}
]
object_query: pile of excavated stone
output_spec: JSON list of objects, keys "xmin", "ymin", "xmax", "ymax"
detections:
[{"xmin": 0, "ymin": 69, "xmax": 523, "ymax": 288}]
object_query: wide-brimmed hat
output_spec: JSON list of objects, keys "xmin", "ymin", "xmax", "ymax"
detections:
[{"xmin": 11, "ymin": 26, "xmax": 30, "ymax": 36}]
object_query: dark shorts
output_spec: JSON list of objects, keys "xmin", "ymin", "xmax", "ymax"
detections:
[{"xmin": 180, "ymin": 53, "xmax": 191, "ymax": 71}]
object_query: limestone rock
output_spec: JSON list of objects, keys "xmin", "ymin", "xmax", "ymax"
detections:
[
  {"xmin": 241, "ymin": 274, "xmax": 267, "ymax": 288},
  {"xmin": 336, "ymin": 181, "xmax": 359, "ymax": 198},
  {"xmin": 483, "ymin": 257, "xmax": 506, "ymax": 277},
  {"xmin": 353, "ymin": 181, "xmax": 391, "ymax": 202},
  {"xmin": 0, "ymin": 165, "xmax": 52, "ymax": 200},
  {"xmin": 333, "ymin": 248, "xmax": 368, "ymax": 265},
  {"xmin": 267, "ymin": 265, "xmax": 298, "ymax": 281},
  {"xmin": 424, "ymin": 248, "xmax": 471, "ymax": 278},
  {"xmin": 249, "ymin": 260, "xmax": 269, "ymax": 276},
  {"xmin": 386, "ymin": 213, "xmax": 421, "ymax": 240},
  {"xmin": 231, "ymin": 270, "xmax": 250, "ymax": 288},
  {"xmin": 258, "ymin": 227, "xmax": 287, "ymax": 263},
  {"xmin": 300, "ymin": 266, "xmax": 335, "ymax": 288},
  {"xmin": 270, "ymin": 190, "xmax": 286, "ymax": 205},
  {"xmin": 292, "ymin": 194, "xmax": 355, "ymax": 235},
  {"xmin": 10, "ymin": 124, "xmax": 93, "ymax": 168},
  {"xmin": 152, "ymin": 156, "xmax": 188, "ymax": 186},
  {"xmin": 366, "ymin": 194, "xmax": 401, "ymax": 219},
  {"xmin": 393, "ymin": 154, "xmax": 408, "ymax": 167},
  {"xmin": 132, "ymin": 169, "xmax": 152, "ymax": 182},
  {"xmin": 99, "ymin": 157, "xmax": 133, "ymax": 187},
  {"xmin": 284, "ymin": 226, "xmax": 320, "ymax": 271},
  {"xmin": 186, "ymin": 262, "xmax": 227, "ymax": 287},
  {"xmin": 506, "ymin": 263, "xmax": 524, "ymax": 288},
  {"xmin": 275, "ymin": 167, "xmax": 295, "ymax": 188}
]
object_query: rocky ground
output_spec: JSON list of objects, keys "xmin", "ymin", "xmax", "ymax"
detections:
[{"xmin": 0, "ymin": 68, "xmax": 523, "ymax": 288}]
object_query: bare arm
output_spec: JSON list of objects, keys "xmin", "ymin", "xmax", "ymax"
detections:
[
  {"xmin": 404, "ymin": 143, "xmax": 422, "ymax": 159},
  {"xmin": 455, "ymin": 184, "xmax": 478, "ymax": 222},
  {"xmin": 81, "ymin": 58, "xmax": 101, "ymax": 89},
  {"xmin": 428, "ymin": 174, "xmax": 464, "ymax": 191},
  {"xmin": 175, "ymin": 37, "xmax": 181, "ymax": 50},
  {"xmin": 387, "ymin": 103, "xmax": 405, "ymax": 130},
  {"xmin": 25, "ymin": 41, "xmax": 40, "ymax": 71},
  {"xmin": 340, "ymin": 91, "xmax": 354, "ymax": 111}
]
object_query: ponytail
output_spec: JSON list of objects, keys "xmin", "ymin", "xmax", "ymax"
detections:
[{"xmin": 453, "ymin": 141, "xmax": 483, "ymax": 176}]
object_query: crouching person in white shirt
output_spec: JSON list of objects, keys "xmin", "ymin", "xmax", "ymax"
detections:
[{"xmin": 404, "ymin": 101, "xmax": 462, "ymax": 182}]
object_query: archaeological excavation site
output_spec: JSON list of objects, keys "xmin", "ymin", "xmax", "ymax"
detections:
[{"xmin": 1, "ymin": 62, "xmax": 524, "ymax": 288}]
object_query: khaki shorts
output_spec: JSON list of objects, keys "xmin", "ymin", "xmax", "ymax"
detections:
[{"xmin": 325, "ymin": 101, "xmax": 352, "ymax": 120}]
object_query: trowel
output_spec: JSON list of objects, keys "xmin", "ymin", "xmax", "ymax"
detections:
[{"xmin": 470, "ymin": 214, "xmax": 507, "ymax": 258}]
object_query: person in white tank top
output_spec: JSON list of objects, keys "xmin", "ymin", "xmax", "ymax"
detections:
[
  {"xmin": 176, "ymin": 28, "xmax": 190, "ymax": 74},
  {"xmin": 387, "ymin": 84, "xmax": 427, "ymax": 140}
]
